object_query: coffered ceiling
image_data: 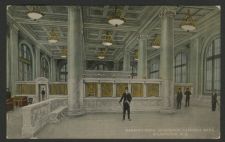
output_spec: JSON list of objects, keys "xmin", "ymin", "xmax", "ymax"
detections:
[{"xmin": 7, "ymin": 6, "xmax": 219, "ymax": 61}]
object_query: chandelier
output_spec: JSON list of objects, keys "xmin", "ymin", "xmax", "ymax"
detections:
[
  {"xmin": 181, "ymin": 9, "xmax": 196, "ymax": 32},
  {"xmin": 134, "ymin": 50, "xmax": 138, "ymax": 61},
  {"xmin": 61, "ymin": 48, "xmax": 67, "ymax": 58},
  {"xmin": 97, "ymin": 48, "xmax": 106, "ymax": 60},
  {"xmin": 27, "ymin": 6, "xmax": 43, "ymax": 20},
  {"xmin": 152, "ymin": 35, "xmax": 160, "ymax": 49},
  {"xmin": 216, "ymin": 6, "xmax": 221, "ymax": 10},
  {"xmin": 48, "ymin": 29, "xmax": 59, "ymax": 44},
  {"xmin": 108, "ymin": 7, "xmax": 125, "ymax": 27},
  {"xmin": 102, "ymin": 31, "xmax": 113, "ymax": 46}
]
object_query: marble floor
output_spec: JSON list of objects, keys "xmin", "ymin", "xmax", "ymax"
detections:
[{"xmin": 7, "ymin": 105, "xmax": 220, "ymax": 139}]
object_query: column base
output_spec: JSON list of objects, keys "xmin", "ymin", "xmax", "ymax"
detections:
[
  {"xmin": 160, "ymin": 107, "xmax": 176, "ymax": 114},
  {"xmin": 67, "ymin": 108, "xmax": 86, "ymax": 117}
]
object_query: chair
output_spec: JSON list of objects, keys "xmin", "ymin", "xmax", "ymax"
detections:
[
  {"xmin": 13, "ymin": 96, "xmax": 28, "ymax": 107},
  {"xmin": 27, "ymin": 97, "xmax": 33, "ymax": 105}
]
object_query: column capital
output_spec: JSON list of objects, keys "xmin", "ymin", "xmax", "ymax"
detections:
[
  {"xmin": 159, "ymin": 7, "xmax": 176, "ymax": 17},
  {"xmin": 67, "ymin": 6, "xmax": 81, "ymax": 11}
]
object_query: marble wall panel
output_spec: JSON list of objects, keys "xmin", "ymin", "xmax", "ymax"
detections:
[
  {"xmin": 116, "ymin": 83, "xmax": 128, "ymax": 97},
  {"xmin": 16, "ymin": 84, "xmax": 35, "ymax": 95},
  {"xmin": 147, "ymin": 83, "xmax": 159, "ymax": 97},
  {"xmin": 85, "ymin": 82, "xmax": 97, "ymax": 97},
  {"xmin": 131, "ymin": 83, "xmax": 143, "ymax": 97},
  {"xmin": 101, "ymin": 83, "xmax": 113, "ymax": 97}
]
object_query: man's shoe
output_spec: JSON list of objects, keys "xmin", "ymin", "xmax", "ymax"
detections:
[{"xmin": 128, "ymin": 118, "xmax": 132, "ymax": 121}]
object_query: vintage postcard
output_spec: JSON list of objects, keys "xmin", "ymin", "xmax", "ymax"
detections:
[{"xmin": 5, "ymin": 3, "xmax": 221, "ymax": 140}]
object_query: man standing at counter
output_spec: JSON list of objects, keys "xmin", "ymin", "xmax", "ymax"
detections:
[{"xmin": 119, "ymin": 87, "xmax": 132, "ymax": 121}]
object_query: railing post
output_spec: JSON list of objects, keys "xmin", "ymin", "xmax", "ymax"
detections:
[{"xmin": 97, "ymin": 81, "xmax": 101, "ymax": 97}]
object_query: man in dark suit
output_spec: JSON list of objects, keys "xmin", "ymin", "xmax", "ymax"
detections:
[
  {"xmin": 184, "ymin": 88, "xmax": 191, "ymax": 107},
  {"xmin": 212, "ymin": 93, "xmax": 218, "ymax": 111},
  {"xmin": 41, "ymin": 88, "xmax": 46, "ymax": 101},
  {"xmin": 176, "ymin": 88, "xmax": 183, "ymax": 109},
  {"xmin": 119, "ymin": 87, "xmax": 132, "ymax": 121}
]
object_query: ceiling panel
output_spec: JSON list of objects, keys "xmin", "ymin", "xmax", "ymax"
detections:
[{"xmin": 7, "ymin": 5, "xmax": 219, "ymax": 60}]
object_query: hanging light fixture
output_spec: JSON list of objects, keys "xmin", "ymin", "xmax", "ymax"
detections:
[
  {"xmin": 102, "ymin": 31, "xmax": 113, "ymax": 46},
  {"xmin": 216, "ymin": 6, "xmax": 221, "ymax": 10},
  {"xmin": 27, "ymin": 6, "xmax": 43, "ymax": 20},
  {"xmin": 181, "ymin": 9, "xmax": 196, "ymax": 32},
  {"xmin": 61, "ymin": 48, "xmax": 67, "ymax": 58},
  {"xmin": 152, "ymin": 35, "xmax": 160, "ymax": 49},
  {"xmin": 134, "ymin": 50, "xmax": 138, "ymax": 61},
  {"xmin": 48, "ymin": 29, "xmax": 59, "ymax": 44},
  {"xmin": 108, "ymin": 6, "xmax": 125, "ymax": 27},
  {"xmin": 97, "ymin": 48, "xmax": 106, "ymax": 60}
]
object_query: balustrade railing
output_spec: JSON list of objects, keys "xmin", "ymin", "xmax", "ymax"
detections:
[{"xmin": 22, "ymin": 98, "xmax": 67, "ymax": 138}]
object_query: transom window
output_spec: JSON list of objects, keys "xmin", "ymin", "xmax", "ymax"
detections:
[
  {"xmin": 59, "ymin": 63, "xmax": 68, "ymax": 81},
  {"xmin": 18, "ymin": 43, "xmax": 32, "ymax": 81},
  {"xmin": 149, "ymin": 61, "xmax": 159, "ymax": 79},
  {"xmin": 175, "ymin": 52, "xmax": 187, "ymax": 83},
  {"xmin": 41, "ymin": 56, "xmax": 49, "ymax": 78}
]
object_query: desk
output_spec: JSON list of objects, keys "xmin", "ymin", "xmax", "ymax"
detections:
[{"xmin": 13, "ymin": 96, "xmax": 28, "ymax": 107}]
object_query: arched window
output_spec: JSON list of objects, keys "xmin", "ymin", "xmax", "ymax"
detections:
[
  {"xmin": 18, "ymin": 43, "xmax": 32, "ymax": 81},
  {"xmin": 59, "ymin": 63, "xmax": 67, "ymax": 81},
  {"xmin": 41, "ymin": 56, "xmax": 50, "ymax": 78},
  {"xmin": 175, "ymin": 52, "xmax": 187, "ymax": 83},
  {"xmin": 149, "ymin": 60, "xmax": 159, "ymax": 79},
  {"xmin": 204, "ymin": 38, "xmax": 220, "ymax": 94}
]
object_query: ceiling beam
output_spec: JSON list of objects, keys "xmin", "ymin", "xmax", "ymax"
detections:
[
  {"xmin": 113, "ymin": 7, "xmax": 161, "ymax": 61},
  {"xmin": 11, "ymin": 6, "xmax": 68, "ymax": 16},
  {"xmin": 7, "ymin": 13, "xmax": 52, "ymax": 56},
  {"xmin": 182, "ymin": 6, "xmax": 217, "ymax": 10},
  {"xmin": 37, "ymin": 40, "xmax": 67, "ymax": 46},
  {"xmin": 86, "ymin": 56, "xmax": 114, "ymax": 61},
  {"xmin": 153, "ymin": 27, "xmax": 196, "ymax": 34},
  {"xmin": 85, "ymin": 43, "xmax": 124, "ymax": 49},
  {"xmin": 13, "ymin": 17, "xmax": 68, "ymax": 26},
  {"xmin": 83, "ymin": 23, "xmax": 138, "ymax": 32}
]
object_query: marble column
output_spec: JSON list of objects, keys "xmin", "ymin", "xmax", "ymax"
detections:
[
  {"xmin": 123, "ymin": 48, "xmax": 130, "ymax": 71},
  {"xmin": 54, "ymin": 59, "xmax": 57, "ymax": 81},
  {"xmin": 128, "ymin": 83, "xmax": 131, "ymax": 94},
  {"xmin": 9, "ymin": 24, "xmax": 19, "ymax": 96},
  {"xmin": 6, "ymin": 32, "xmax": 10, "ymax": 89},
  {"xmin": 190, "ymin": 38, "xmax": 200, "ymax": 97},
  {"xmin": 159, "ymin": 7, "xmax": 176, "ymax": 112},
  {"xmin": 112, "ymin": 82, "xmax": 116, "ymax": 97},
  {"xmin": 143, "ymin": 83, "xmax": 147, "ymax": 97},
  {"xmin": 67, "ymin": 7, "xmax": 84, "ymax": 116},
  {"xmin": 97, "ymin": 82, "xmax": 101, "ymax": 97},
  {"xmin": 35, "ymin": 47, "xmax": 40, "ymax": 78},
  {"xmin": 137, "ymin": 35, "xmax": 147, "ymax": 79}
]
